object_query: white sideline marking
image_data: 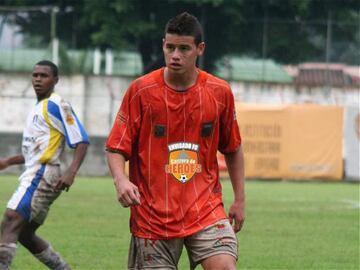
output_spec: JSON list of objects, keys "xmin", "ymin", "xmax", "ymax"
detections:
[{"xmin": 341, "ymin": 199, "xmax": 360, "ymax": 209}]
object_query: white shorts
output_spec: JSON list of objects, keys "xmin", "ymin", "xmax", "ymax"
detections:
[{"xmin": 7, "ymin": 164, "xmax": 61, "ymax": 224}]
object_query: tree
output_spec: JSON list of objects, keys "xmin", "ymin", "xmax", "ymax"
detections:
[
  {"xmin": 1, "ymin": 0, "xmax": 359, "ymax": 73},
  {"xmin": 80, "ymin": 0, "xmax": 230, "ymax": 72}
]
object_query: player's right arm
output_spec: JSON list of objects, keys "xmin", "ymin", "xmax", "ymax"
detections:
[
  {"xmin": 0, "ymin": 155, "xmax": 25, "ymax": 170},
  {"xmin": 106, "ymin": 82, "xmax": 142, "ymax": 208},
  {"xmin": 106, "ymin": 151, "xmax": 140, "ymax": 208}
]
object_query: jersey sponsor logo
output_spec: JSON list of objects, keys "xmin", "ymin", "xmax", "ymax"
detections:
[
  {"xmin": 165, "ymin": 142, "xmax": 202, "ymax": 183},
  {"xmin": 61, "ymin": 100, "xmax": 75, "ymax": 125},
  {"xmin": 65, "ymin": 115, "xmax": 75, "ymax": 125}
]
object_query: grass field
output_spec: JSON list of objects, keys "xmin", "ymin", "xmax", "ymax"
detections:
[{"xmin": 0, "ymin": 175, "xmax": 359, "ymax": 270}]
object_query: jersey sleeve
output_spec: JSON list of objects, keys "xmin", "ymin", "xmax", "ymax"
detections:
[
  {"xmin": 47, "ymin": 99, "xmax": 90, "ymax": 148},
  {"xmin": 105, "ymin": 83, "xmax": 142, "ymax": 160},
  {"xmin": 218, "ymin": 87, "xmax": 242, "ymax": 154}
]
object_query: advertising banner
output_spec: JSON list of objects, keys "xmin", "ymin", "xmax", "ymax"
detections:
[{"xmin": 221, "ymin": 104, "xmax": 344, "ymax": 180}]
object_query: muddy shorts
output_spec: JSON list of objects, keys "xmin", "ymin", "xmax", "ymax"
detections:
[
  {"xmin": 7, "ymin": 164, "xmax": 62, "ymax": 225},
  {"xmin": 128, "ymin": 219, "xmax": 238, "ymax": 270}
]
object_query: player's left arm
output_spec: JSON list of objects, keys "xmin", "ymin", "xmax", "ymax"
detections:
[
  {"xmin": 0, "ymin": 155, "xmax": 25, "ymax": 170},
  {"xmin": 51, "ymin": 99, "xmax": 89, "ymax": 192},
  {"xmin": 225, "ymin": 145, "xmax": 245, "ymax": 233},
  {"xmin": 54, "ymin": 142, "xmax": 88, "ymax": 192}
]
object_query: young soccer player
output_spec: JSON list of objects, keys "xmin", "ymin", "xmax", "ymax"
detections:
[
  {"xmin": 106, "ymin": 12, "xmax": 245, "ymax": 269},
  {"xmin": 0, "ymin": 60, "xmax": 89, "ymax": 270}
]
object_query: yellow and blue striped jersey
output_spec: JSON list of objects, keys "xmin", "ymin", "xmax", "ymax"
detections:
[{"xmin": 22, "ymin": 93, "xmax": 89, "ymax": 168}]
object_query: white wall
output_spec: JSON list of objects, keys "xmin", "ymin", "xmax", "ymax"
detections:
[
  {"xmin": 0, "ymin": 73, "xmax": 358, "ymax": 136},
  {"xmin": 0, "ymin": 73, "xmax": 131, "ymax": 136},
  {"xmin": 1, "ymin": 73, "xmax": 359, "ymax": 178},
  {"xmin": 84, "ymin": 75, "xmax": 130, "ymax": 136},
  {"xmin": 344, "ymin": 106, "xmax": 360, "ymax": 181},
  {"xmin": 229, "ymin": 80, "xmax": 359, "ymax": 106},
  {"xmin": 0, "ymin": 73, "xmax": 85, "ymax": 132}
]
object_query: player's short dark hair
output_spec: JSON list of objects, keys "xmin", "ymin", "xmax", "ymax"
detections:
[
  {"xmin": 35, "ymin": 60, "xmax": 58, "ymax": 77},
  {"xmin": 165, "ymin": 12, "xmax": 204, "ymax": 45}
]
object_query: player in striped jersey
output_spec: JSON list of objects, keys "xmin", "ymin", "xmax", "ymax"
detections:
[
  {"xmin": 106, "ymin": 12, "xmax": 245, "ymax": 270},
  {"xmin": 0, "ymin": 60, "xmax": 89, "ymax": 270}
]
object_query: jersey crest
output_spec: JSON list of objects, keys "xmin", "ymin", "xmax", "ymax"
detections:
[
  {"xmin": 61, "ymin": 100, "xmax": 75, "ymax": 125},
  {"xmin": 165, "ymin": 142, "xmax": 202, "ymax": 183}
]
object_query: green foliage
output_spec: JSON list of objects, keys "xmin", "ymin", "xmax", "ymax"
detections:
[
  {"xmin": 0, "ymin": 175, "xmax": 359, "ymax": 269},
  {"xmin": 0, "ymin": 0, "xmax": 359, "ymax": 71}
]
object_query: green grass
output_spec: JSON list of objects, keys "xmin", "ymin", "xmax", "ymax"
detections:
[{"xmin": 0, "ymin": 175, "xmax": 359, "ymax": 270}]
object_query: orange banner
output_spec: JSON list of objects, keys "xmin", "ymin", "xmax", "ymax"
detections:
[{"xmin": 219, "ymin": 104, "xmax": 344, "ymax": 180}]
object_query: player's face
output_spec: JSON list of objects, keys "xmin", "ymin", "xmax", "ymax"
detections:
[
  {"xmin": 32, "ymin": 65, "xmax": 58, "ymax": 101},
  {"xmin": 163, "ymin": 34, "xmax": 204, "ymax": 74}
]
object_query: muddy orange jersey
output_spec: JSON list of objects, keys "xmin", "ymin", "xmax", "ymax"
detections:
[{"xmin": 106, "ymin": 68, "xmax": 241, "ymax": 239}]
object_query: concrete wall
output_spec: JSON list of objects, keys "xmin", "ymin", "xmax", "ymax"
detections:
[
  {"xmin": 0, "ymin": 133, "xmax": 23, "ymax": 175},
  {"xmin": 230, "ymin": 80, "xmax": 360, "ymax": 106},
  {"xmin": 1, "ymin": 73, "xmax": 359, "ymax": 177},
  {"xmin": 0, "ymin": 73, "xmax": 132, "ymax": 136},
  {"xmin": 0, "ymin": 133, "xmax": 109, "ymax": 176},
  {"xmin": 1, "ymin": 73, "xmax": 359, "ymax": 135},
  {"xmin": 83, "ymin": 75, "xmax": 131, "ymax": 136}
]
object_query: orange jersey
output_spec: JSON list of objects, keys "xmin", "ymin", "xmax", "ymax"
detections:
[{"xmin": 106, "ymin": 68, "xmax": 241, "ymax": 239}]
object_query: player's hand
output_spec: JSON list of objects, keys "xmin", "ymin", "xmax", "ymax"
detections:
[
  {"xmin": 0, "ymin": 159, "xmax": 9, "ymax": 170},
  {"xmin": 228, "ymin": 200, "xmax": 245, "ymax": 233},
  {"xmin": 114, "ymin": 177, "xmax": 141, "ymax": 208},
  {"xmin": 54, "ymin": 170, "xmax": 76, "ymax": 192}
]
